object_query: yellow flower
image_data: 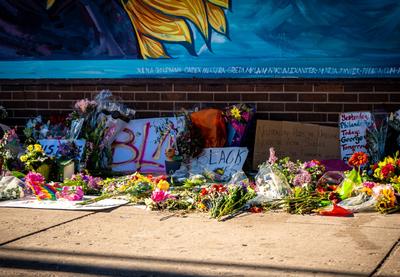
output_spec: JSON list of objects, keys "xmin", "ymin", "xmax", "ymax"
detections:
[
  {"xmin": 386, "ymin": 157, "xmax": 395, "ymax": 165},
  {"xmin": 27, "ymin": 145, "xmax": 33, "ymax": 151},
  {"xmin": 157, "ymin": 180, "xmax": 170, "ymax": 191},
  {"xmin": 361, "ymin": 187, "xmax": 373, "ymax": 196},
  {"xmin": 390, "ymin": 176, "xmax": 400, "ymax": 184},
  {"xmin": 231, "ymin": 106, "xmax": 241, "ymax": 120},
  {"xmin": 34, "ymin": 144, "xmax": 42, "ymax": 152},
  {"xmin": 20, "ymin": 155, "xmax": 27, "ymax": 162},
  {"xmin": 197, "ymin": 202, "xmax": 207, "ymax": 210}
]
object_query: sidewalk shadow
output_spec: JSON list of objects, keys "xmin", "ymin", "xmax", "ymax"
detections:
[{"xmin": 0, "ymin": 246, "xmax": 368, "ymax": 277}]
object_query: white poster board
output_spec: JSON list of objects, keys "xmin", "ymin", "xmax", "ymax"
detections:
[
  {"xmin": 112, "ymin": 117, "xmax": 184, "ymax": 173},
  {"xmin": 339, "ymin": 112, "xmax": 373, "ymax": 161},
  {"xmin": 0, "ymin": 197, "xmax": 128, "ymax": 211},
  {"xmin": 38, "ymin": 139, "xmax": 86, "ymax": 160},
  {"xmin": 190, "ymin": 147, "xmax": 248, "ymax": 179}
]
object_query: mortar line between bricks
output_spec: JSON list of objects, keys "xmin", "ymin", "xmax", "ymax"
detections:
[
  {"xmin": 370, "ymin": 235, "xmax": 400, "ymax": 277},
  {"xmin": 0, "ymin": 212, "xmax": 97, "ymax": 247}
]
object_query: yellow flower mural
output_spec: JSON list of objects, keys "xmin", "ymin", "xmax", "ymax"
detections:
[{"xmin": 47, "ymin": 0, "xmax": 230, "ymax": 59}]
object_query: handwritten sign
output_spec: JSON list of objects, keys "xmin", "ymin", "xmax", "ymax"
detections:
[
  {"xmin": 189, "ymin": 147, "xmax": 248, "ymax": 179},
  {"xmin": 339, "ymin": 112, "xmax": 372, "ymax": 161},
  {"xmin": 112, "ymin": 117, "xmax": 184, "ymax": 173},
  {"xmin": 253, "ymin": 120, "xmax": 340, "ymax": 169},
  {"xmin": 38, "ymin": 139, "xmax": 86, "ymax": 160}
]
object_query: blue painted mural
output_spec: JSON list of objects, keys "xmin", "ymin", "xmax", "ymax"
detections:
[{"xmin": 0, "ymin": 0, "xmax": 399, "ymax": 78}]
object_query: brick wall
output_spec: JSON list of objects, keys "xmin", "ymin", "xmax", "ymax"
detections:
[{"xmin": 0, "ymin": 78, "xmax": 399, "ymax": 128}]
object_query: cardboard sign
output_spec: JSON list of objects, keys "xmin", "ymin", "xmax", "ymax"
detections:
[
  {"xmin": 190, "ymin": 147, "xmax": 249, "ymax": 179},
  {"xmin": 38, "ymin": 139, "xmax": 86, "ymax": 160},
  {"xmin": 253, "ymin": 120, "xmax": 340, "ymax": 168},
  {"xmin": 112, "ymin": 117, "xmax": 184, "ymax": 173},
  {"xmin": 339, "ymin": 112, "xmax": 373, "ymax": 161}
]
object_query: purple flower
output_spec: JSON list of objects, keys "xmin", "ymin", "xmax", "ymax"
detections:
[
  {"xmin": 304, "ymin": 161, "xmax": 317, "ymax": 169},
  {"xmin": 293, "ymin": 170, "xmax": 312, "ymax": 187},
  {"xmin": 285, "ymin": 161, "xmax": 298, "ymax": 174},
  {"xmin": 242, "ymin": 111, "xmax": 250, "ymax": 122}
]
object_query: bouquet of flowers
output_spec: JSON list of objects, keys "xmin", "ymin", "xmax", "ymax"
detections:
[
  {"xmin": 224, "ymin": 104, "xmax": 255, "ymax": 146},
  {"xmin": 0, "ymin": 128, "xmax": 21, "ymax": 169},
  {"xmin": 20, "ymin": 144, "xmax": 53, "ymax": 179},
  {"xmin": 370, "ymin": 152, "xmax": 400, "ymax": 184},
  {"xmin": 63, "ymin": 173, "xmax": 102, "ymax": 195},
  {"xmin": 47, "ymin": 115, "xmax": 69, "ymax": 139},
  {"xmin": 56, "ymin": 141, "xmax": 80, "ymax": 162},
  {"xmin": 68, "ymin": 91, "xmax": 135, "ymax": 171},
  {"xmin": 338, "ymin": 152, "xmax": 368, "ymax": 199},
  {"xmin": 366, "ymin": 114, "xmax": 388, "ymax": 164},
  {"xmin": 23, "ymin": 116, "xmax": 50, "ymax": 144}
]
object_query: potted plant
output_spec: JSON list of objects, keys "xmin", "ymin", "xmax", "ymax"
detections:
[{"xmin": 20, "ymin": 144, "xmax": 53, "ymax": 180}]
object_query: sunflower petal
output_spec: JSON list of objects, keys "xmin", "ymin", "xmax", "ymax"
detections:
[
  {"xmin": 46, "ymin": 0, "xmax": 56, "ymax": 9},
  {"xmin": 139, "ymin": 34, "xmax": 170, "ymax": 59},
  {"xmin": 208, "ymin": 0, "xmax": 229, "ymax": 9},
  {"xmin": 206, "ymin": 2, "xmax": 227, "ymax": 34},
  {"xmin": 143, "ymin": 0, "xmax": 209, "ymax": 40},
  {"xmin": 125, "ymin": 0, "xmax": 192, "ymax": 43}
]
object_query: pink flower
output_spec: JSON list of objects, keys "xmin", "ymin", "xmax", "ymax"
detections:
[
  {"xmin": 268, "ymin": 147, "xmax": 278, "ymax": 164},
  {"xmin": 242, "ymin": 112, "xmax": 250, "ymax": 122},
  {"xmin": 25, "ymin": 172, "xmax": 45, "ymax": 186},
  {"xmin": 57, "ymin": 186, "xmax": 84, "ymax": 201},
  {"xmin": 151, "ymin": 189, "xmax": 173, "ymax": 203},
  {"xmin": 293, "ymin": 170, "xmax": 312, "ymax": 187},
  {"xmin": 363, "ymin": 181, "xmax": 376, "ymax": 189}
]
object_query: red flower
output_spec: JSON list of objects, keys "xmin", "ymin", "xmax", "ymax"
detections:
[
  {"xmin": 211, "ymin": 184, "xmax": 226, "ymax": 193},
  {"xmin": 348, "ymin": 152, "xmax": 368, "ymax": 167},
  {"xmin": 381, "ymin": 163, "xmax": 395, "ymax": 178},
  {"xmin": 249, "ymin": 206, "xmax": 263, "ymax": 213},
  {"xmin": 200, "ymin": 188, "xmax": 208, "ymax": 196}
]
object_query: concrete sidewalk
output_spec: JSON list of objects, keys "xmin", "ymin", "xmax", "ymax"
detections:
[{"xmin": 0, "ymin": 206, "xmax": 399, "ymax": 277}]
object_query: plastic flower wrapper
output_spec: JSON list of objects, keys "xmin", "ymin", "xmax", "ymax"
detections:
[
  {"xmin": 23, "ymin": 116, "xmax": 50, "ymax": 143},
  {"xmin": 366, "ymin": 113, "xmax": 388, "ymax": 164},
  {"xmin": 338, "ymin": 181, "xmax": 379, "ymax": 213},
  {"xmin": 0, "ymin": 127, "xmax": 23, "ymax": 170},
  {"xmin": 182, "ymin": 174, "xmax": 207, "ymax": 189},
  {"xmin": 386, "ymin": 110, "xmax": 400, "ymax": 156},
  {"xmin": 228, "ymin": 170, "xmax": 249, "ymax": 185},
  {"xmin": 338, "ymin": 152, "xmax": 368, "ymax": 199},
  {"xmin": 373, "ymin": 184, "xmax": 399, "ymax": 214},
  {"xmin": 224, "ymin": 104, "xmax": 255, "ymax": 147},
  {"xmin": 94, "ymin": 90, "xmax": 136, "ymax": 169},
  {"xmin": 249, "ymin": 162, "xmax": 292, "ymax": 205},
  {"xmin": 0, "ymin": 176, "xmax": 26, "ymax": 200},
  {"xmin": 316, "ymin": 171, "xmax": 345, "ymax": 193},
  {"xmin": 0, "ymin": 105, "xmax": 7, "ymax": 121}
]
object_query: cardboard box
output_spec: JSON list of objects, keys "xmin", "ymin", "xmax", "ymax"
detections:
[{"xmin": 253, "ymin": 120, "xmax": 340, "ymax": 168}]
